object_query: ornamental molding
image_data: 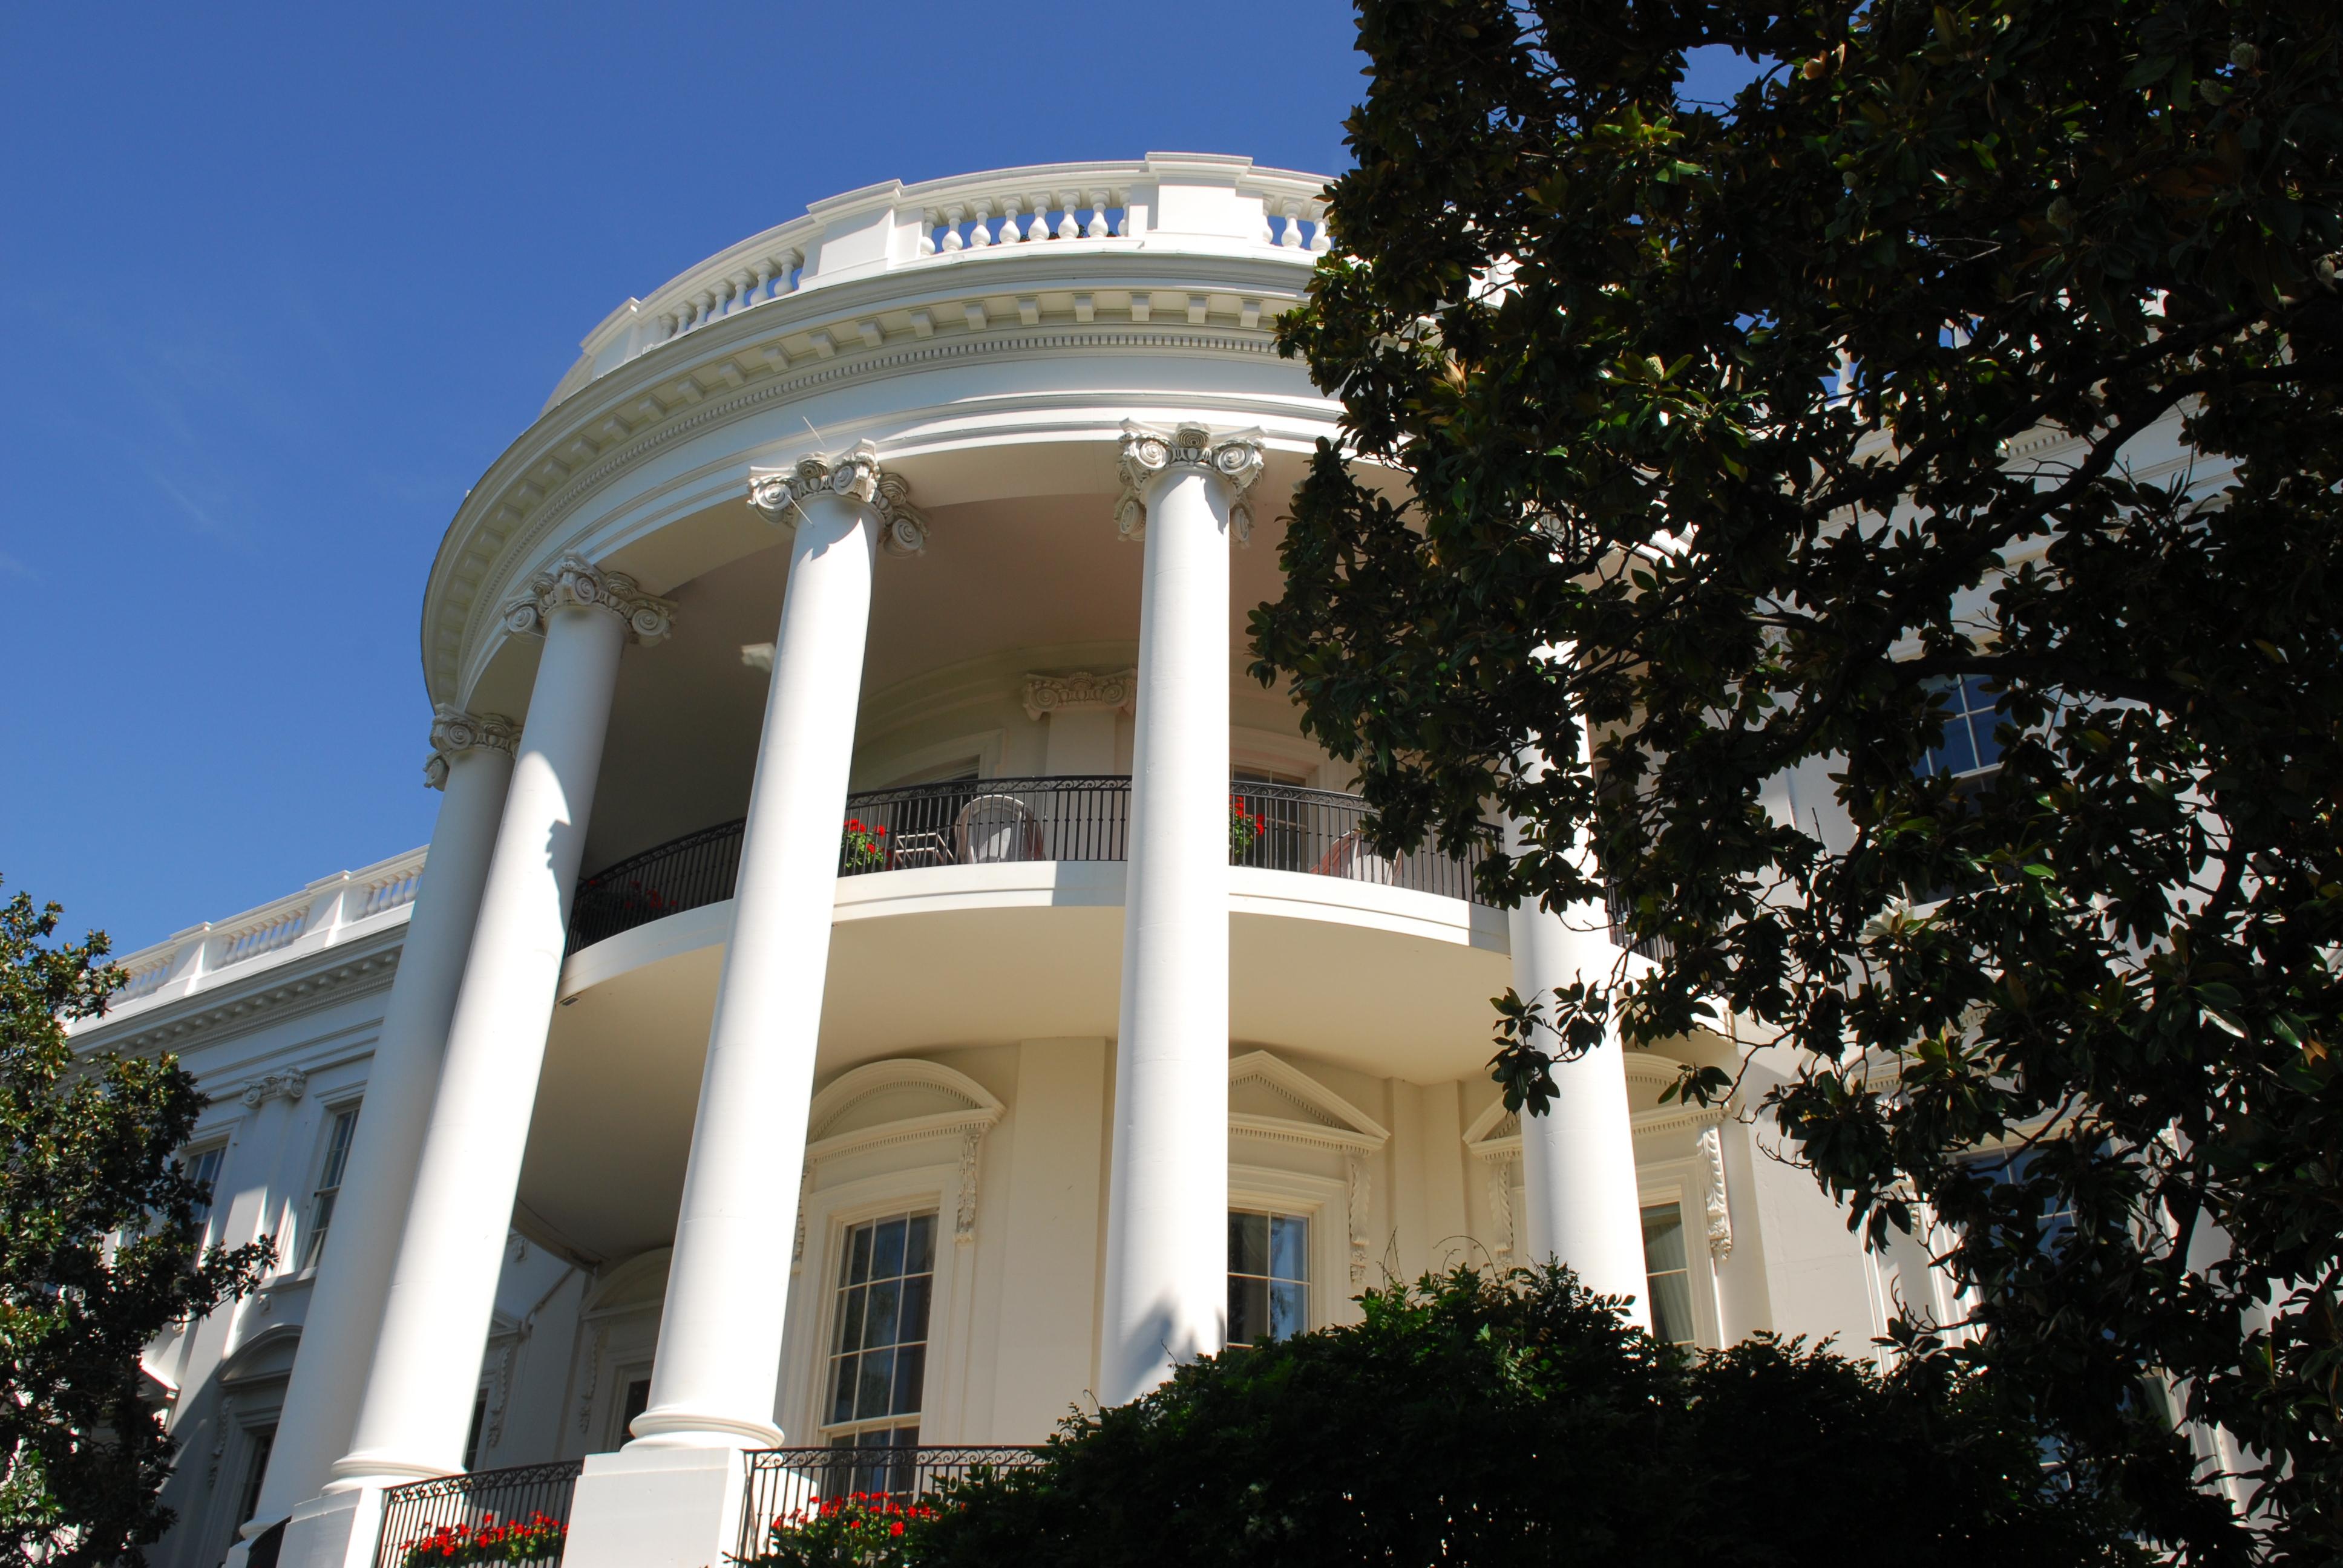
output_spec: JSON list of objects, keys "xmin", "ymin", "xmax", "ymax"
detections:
[
  {"xmin": 804, "ymin": 1059, "xmax": 1006, "ymax": 1250},
  {"xmin": 423, "ymin": 704, "xmax": 519, "ymax": 790},
  {"xmin": 1113, "ymin": 419, "xmax": 1267, "ymax": 544},
  {"xmin": 238, "ymin": 1068, "xmax": 307, "ymax": 1108},
  {"xmin": 102, "ymin": 942, "xmax": 405, "ymax": 1060},
  {"xmin": 1227, "ymin": 1052, "xmax": 1390, "ymax": 1288},
  {"xmin": 746, "ymin": 440, "xmax": 929, "ymax": 555},
  {"xmin": 433, "ymin": 321, "xmax": 1305, "ymax": 701},
  {"xmin": 1699, "ymin": 1125, "xmax": 1734, "ymax": 1260},
  {"xmin": 1020, "ymin": 667, "xmax": 1138, "ymax": 721},
  {"xmin": 500, "ymin": 554, "xmax": 677, "ymax": 645}
]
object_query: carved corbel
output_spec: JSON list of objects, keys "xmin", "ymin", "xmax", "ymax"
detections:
[
  {"xmin": 1112, "ymin": 420, "xmax": 1267, "ymax": 544},
  {"xmin": 501, "ymin": 555, "xmax": 677, "ymax": 644},
  {"xmin": 1700, "ymin": 1125, "xmax": 1734, "ymax": 1259},
  {"xmin": 422, "ymin": 704, "xmax": 519, "ymax": 789},
  {"xmin": 238, "ymin": 1068, "xmax": 307, "ymax": 1109},
  {"xmin": 747, "ymin": 440, "xmax": 929, "ymax": 555}
]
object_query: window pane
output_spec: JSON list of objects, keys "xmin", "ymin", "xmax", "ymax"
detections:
[
  {"xmin": 1228, "ymin": 1275, "xmax": 1268, "ymax": 1347},
  {"xmin": 862, "ymin": 1279, "xmax": 902, "ymax": 1350},
  {"xmin": 1269, "ymin": 1215, "xmax": 1308, "ymax": 1281},
  {"xmin": 1640, "ymin": 1206, "xmax": 1688, "ymax": 1273},
  {"xmin": 848, "ymin": 1226, "xmax": 874, "ymax": 1285},
  {"xmin": 898, "ymin": 1274, "xmax": 933, "ymax": 1346},
  {"xmin": 905, "ymin": 1213, "xmax": 936, "ymax": 1274},
  {"xmin": 1228, "ymin": 1212, "xmax": 1268, "ymax": 1275},
  {"xmin": 871, "ymin": 1217, "xmax": 906, "ymax": 1281},
  {"xmin": 890, "ymin": 1343, "xmax": 926, "ymax": 1416},
  {"xmin": 1269, "ymin": 1281, "xmax": 1307, "ymax": 1341},
  {"xmin": 1648, "ymin": 1268, "xmax": 1698, "ymax": 1348},
  {"xmin": 855, "ymin": 1347, "xmax": 896, "ymax": 1420},
  {"xmin": 830, "ymin": 1356, "xmax": 859, "ymax": 1425},
  {"xmin": 834, "ymin": 1285, "xmax": 865, "ymax": 1354}
]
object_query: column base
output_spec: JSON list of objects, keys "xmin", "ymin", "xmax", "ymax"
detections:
[
  {"xmin": 269, "ymin": 1484, "xmax": 387, "ymax": 1568},
  {"xmin": 562, "ymin": 1447, "xmax": 746, "ymax": 1568}
]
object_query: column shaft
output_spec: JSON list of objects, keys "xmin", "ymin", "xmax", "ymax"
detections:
[
  {"xmin": 1504, "ymin": 733, "xmax": 1651, "ymax": 1328},
  {"xmin": 249, "ymin": 733, "xmax": 513, "ymax": 1526},
  {"xmin": 1100, "ymin": 462, "xmax": 1236, "ymax": 1404},
  {"xmin": 633, "ymin": 489, "xmax": 877, "ymax": 1448},
  {"xmin": 332, "ymin": 601, "xmax": 630, "ymax": 1485}
]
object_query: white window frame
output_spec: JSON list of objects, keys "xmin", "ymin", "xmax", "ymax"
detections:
[
  {"xmin": 183, "ymin": 1141, "xmax": 229, "ymax": 1247},
  {"xmin": 783, "ymin": 1163, "xmax": 976, "ymax": 1446},
  {"xmin": 1628, "ymin": 1164, "xmax": 1725, "ymax": 1350},
  {"xmin": 300, "ymin": 1100, "xmax": 362, "ymax": 1272},
  {"xmin": 1229, "ymin": 1165, "xmax": 1351, "ymax": 1334},
  {"xmin": 816, "ymin": 1208, "xmax": 945, "ymax": 1445}
]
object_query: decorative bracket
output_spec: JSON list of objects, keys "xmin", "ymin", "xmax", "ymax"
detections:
[
  {"xmin": 238, "ymin": 1068, "xmax": 307, "ymax": 1109},
  {"xmin": 1113, "ymin": 420, "xmax": 1265, "ymax": 544},
  {"xmin": 747, "ymin": 440, "xmax": 929, "ymax": 555},
  {"xmin": 1021, "ymin": 668, "xmax": 1138, "ymax": 722}
]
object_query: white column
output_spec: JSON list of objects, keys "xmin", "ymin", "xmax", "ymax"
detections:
[
  {"xmin": 245, "ymin": 711, "xmax": 517, "ymax": 1535},
  {"xmin": 1098, "ymin": 421, "xmax": 1262, "ymax": 1405},
  {"xmin": 329, "ymin": 557, "xmax": 674, "ymax": 1488},
  {"xmin": 1504, "ymin": 733, "xmax": 1651, "ymax": 1329},
  {"xmin": 628, "ymin": 445, "xmax": 920, "ymax": 1451}
]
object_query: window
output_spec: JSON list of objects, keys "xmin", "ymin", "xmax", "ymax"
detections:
[
  {"xmin": 1917, "ymin": 675, "xmax": 2006, "ymax": 780},
  {"xmin": 825, "ymin": 1212, "xmax": 936, "ymax": 1448},
  {"xmin": 616, "ymin": 1377, "xmax": 652, "ymax": 1449},
  {"xmin": 1640, "ymin": 1203, "xmax": 1698, "ymax": 1349},
  {"xmin": 302, "ymin": 1106, "xmax": 360, "ymax": 1269},
  {"xmin": 185, "ymin": 1144, "xmax": 226, "ymax": 1241},
  {"xmin": 230, "ymin": 1426, "xmax": 275, "ymax": 1549},
  {"xmin": 1959, "ymin": 1145, "xmax": 2079, "ymax": 1258},
  {"xmin": 464, "ymin": 1390, "xmax": 488, "ymax": 1470},
  {"xmin": 1227, "ymin": 1209, "xmax": 1308, "ymax": 1347}
]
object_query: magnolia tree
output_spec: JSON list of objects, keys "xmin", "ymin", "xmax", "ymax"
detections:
[
  {"xmin": 1251, "ymin": 0, "xmax": 2343, "ymax": 1557},
  {"xmin": 0, "ymin": 884, "xmax": 273, "ymax": 1566}
]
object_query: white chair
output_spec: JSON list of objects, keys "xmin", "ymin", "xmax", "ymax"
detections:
[
  {"xmin": 954, "ymin": 794, "xmax": 1044, "ymax": 864},
  {"xmin": 1311, "ymin": 829, "xmax": 1397, "ymax": 886}
]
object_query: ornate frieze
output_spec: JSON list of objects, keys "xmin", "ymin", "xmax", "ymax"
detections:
[
  {"xmin": 238, "ymin": 1068, "xmax": 307, "ymax": 1109},
  {"xmin": 1113, "ymin": 420, "xmax": 1267, "ymax": 543},
  {"xmin": 1021, "ymin": 668, "xmax": 1138, "ymax": 721},
  {"xmin": 422, "ymin": 704, "xmax": 519, "ymax": 789},
  {"xmin": 747, "ymin": 440, "xmax": 929, "ymax": 555},
  {"xmin": 500, "ymin": 554, "xmax": 677, "ymax": 645}
]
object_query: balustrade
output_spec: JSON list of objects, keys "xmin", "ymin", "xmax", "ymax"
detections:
[
  {"xmin": 373, "ymin": 1460, "xmax": 584, "ymax": 1568},
  {"xmin": 565, "ymin": 776, "xmax": 1497, "ymax": 954},
  {"xmin": 734, "ymin": 1447, "xmax": 1043, "ymax": 1564}
]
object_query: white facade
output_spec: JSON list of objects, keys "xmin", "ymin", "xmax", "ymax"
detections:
[{"xmin": 76, "ymin": 156, "xmax": 1945, "ymax": 1568}]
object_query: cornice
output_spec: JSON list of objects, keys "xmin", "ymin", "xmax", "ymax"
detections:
[
  {"xmin": 77, "ymin": 929, "xmax": 407, "ymax": 1059},
  {"xmin": 423, "ymin": 248, "xmax": 1327, "ymax": 708}
]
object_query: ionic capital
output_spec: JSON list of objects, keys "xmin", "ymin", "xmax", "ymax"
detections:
[
  {"xmin": 500, "ymin": 555, "xmax": 678, "ymax": 645},
  {"xmin": 747, "ymin": 440, "xmax": 929, "ymax": 555},
  {"xmin": 422, "ymin": 705, "xmax": 519, "ymax": 790},
  {"xmin": 1113, "ymin": 420, "xmax": 1267, "ymax": 543}
]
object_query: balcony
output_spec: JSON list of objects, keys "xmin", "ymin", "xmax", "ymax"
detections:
[
  {"xmin": 373, "ymin": 1460, "xmax": 584, "ymax": 1568},
  {"xmin": 567, "ymin": 776, "xmax": 1495, "ymax": 955},
  {"xmin": 734, "ymin": 1446, "xmax": 1044, "ymax": 1564}
]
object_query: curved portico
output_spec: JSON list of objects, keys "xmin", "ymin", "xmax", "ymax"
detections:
[{"xmin": 243, "ymin": 157, "xmax": 1692, "ymax": 1568}]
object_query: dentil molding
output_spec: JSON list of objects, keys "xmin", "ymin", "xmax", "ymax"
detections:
[
  {"xmin": 423, "ymin": 704, "xmax": 519, "ymax": 790},
  {"xmin": 747, "ymin": 440, "xmax": 930, "ymax": 556},
  {"xmin": 500, "ymin": 554, "xmax": 677, "ymax": 644},
  {"xmin": 1113, "ymin": 420, "xmax": 1266, "ymax": 544},
  {"xmin": 1020, "ymin": 668, "xmax": 1138, "ymax": 721}
]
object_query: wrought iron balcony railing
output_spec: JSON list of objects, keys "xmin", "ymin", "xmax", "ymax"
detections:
[
  {"xmin": 373, "ymin": 1460, "xmax": 584, "ymax": 1568},
  {"xmin": 734, "ymin": 1446, "xmax": 1044, "ymax": 1564},
  {"xmin": 566, "ymin": 776, "xmax": 1496, "ymax": 953}
]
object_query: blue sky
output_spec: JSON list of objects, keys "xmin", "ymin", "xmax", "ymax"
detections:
[{"xmin": 1, "ymin": 5, "xmax": 1763, "ymax": 955}]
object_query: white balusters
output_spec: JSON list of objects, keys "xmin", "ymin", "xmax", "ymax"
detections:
[
  {"xmin": 1025, "ymin": 195, "xmax": 1051, "ymax": 243},
  {"xmin": 1308, "ymin": 201, "xmax": 1332, "ymax": 252},
  {"xmin": 1087, "ymin": 188, "xmax": 1112, "ymax": 240},
  {"xmin": 1056, "ymin": 190, "xmax": 1081, "ymax": 240},
  {"xmin": 1279, "ymin": 198, "xmax": 1305, "ymax": 248},
  {"xmin": 919, "ymin": 209, "xmax": 940, "ymax": 256},
  {"xmin": 968, "ymin": 197, "xmax": 994, "ymax": 247},
  {"xmin": 942, "ymin": 203, "xmax": 967, "ymax": 252}
]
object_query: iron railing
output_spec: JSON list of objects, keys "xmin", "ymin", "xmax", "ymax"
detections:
[
  {"xmin": 565, "ymin": 776, "xmax": 1501, "ymax": 953},
  {"xmin": 734, "ymin": 1446, "xmax": 1044, "ymax": 1563},
  {"xmin": 373, "ymin": 1460, "xmax": 583, "ymax": 1568}
]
